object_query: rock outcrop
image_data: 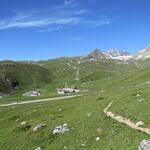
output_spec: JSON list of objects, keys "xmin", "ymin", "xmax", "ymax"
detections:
[{"xmin": 138, "ymin": 140, "xmax": 150, "ymax": 150}]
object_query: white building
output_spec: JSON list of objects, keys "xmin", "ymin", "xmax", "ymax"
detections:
[{"xmin": 56, "ymin": 87, "xmax": 80, "ymax": 95}]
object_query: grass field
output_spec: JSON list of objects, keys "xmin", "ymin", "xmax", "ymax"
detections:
[
  {"xmin": 0, "ymin": 94, "xmax": 149, "ymax": 150},
  {"xmin": 0, "ymin": 65, "xmax": 150, "ymax": 150}
]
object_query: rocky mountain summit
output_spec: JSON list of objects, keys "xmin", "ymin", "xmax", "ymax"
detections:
[
  {"xmin": 85, "ymin": 45, "xmax": 150, "ymax": 61},
  {"xmin": 86, "ymin": 49, "xmax": 132, "ymax": 61},
  {"xmin": 87, "ymin": 49, "xmax": 110, "ymax": 59}
]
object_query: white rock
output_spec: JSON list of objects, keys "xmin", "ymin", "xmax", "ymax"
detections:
[
  {"xmin": 138, "ymin": 98, "xmax": 145, "ymax": 102},
  {"xmin": 81, "ymin": 144, "xmax": 86, "ymax": 147},
  {"xmin": 33, "ymin": 124, "xmax": 46, "ymax": 132},
  {"xmin": 138, "ymin": 139, "xmax": 150, "ymax": 150},
  {"xmin": 20, "ymin": 121, "xmax": 27, "ymax": 125},
  {"xmin": 53, "ymin": 124, "xmax": 69, "ymax": 135},
  {"xmin": 35, "ymin": 147, "xmax": 42, "ymax": 150},
  {"xmin": 96, "ymin": 137, "xmax": 100, "ymax": 141},
  {"xmin": 136, "ymin": 93, "xmax": 141, "ymax": 97},
  {"xmin": 53, "ymin": 126, "xmax": 62, "ymax": 135},
  {"xmin": 63, "ymin": 123, "xmax": 69, "ymax": 128},
  {"xmin": 87, "ymin": 113, "xmax": 91, "ymax": 117},
  {"xmin": 63, "ymin": 146, "xmax": 67, "ymax": 149}
]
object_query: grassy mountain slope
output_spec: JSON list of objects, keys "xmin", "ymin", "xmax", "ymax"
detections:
[
  {"xmin": 0, "ymin": 66, "xmax": 150, "ymax": 149},
  {"xmin": 0, "ymin": 61, "xmax": 53, "ymax": 94},
  {"xmin": 38, "ymin": 57, "xmax": 138, "ymax": 83},
  {"xmin": 0, "ymin": 58, "xmax": 150, "ymax": 149}
]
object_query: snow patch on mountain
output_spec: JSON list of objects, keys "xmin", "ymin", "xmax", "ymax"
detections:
[{"xmin": 107, "ymin": 49, "xmax": 133, "ymax": 60}]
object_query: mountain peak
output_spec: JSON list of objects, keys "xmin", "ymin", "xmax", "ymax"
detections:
[
  {"xmin": 87, "ymin": 49, "xmax": 110, "ymax": 59},
  {"xmin": 90, "ymin": 48, "xmax": 102, "ymax": 54}
]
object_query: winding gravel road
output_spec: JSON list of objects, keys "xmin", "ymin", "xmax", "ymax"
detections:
[{"xmin": 0, "ymin": 94, "xmax": 84, "ymax": 107}]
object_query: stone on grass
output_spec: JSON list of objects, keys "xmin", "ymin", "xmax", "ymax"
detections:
[
  {"xmin": 53, "ymin": 123, "xmax": 69, "ymax": 135},
  {"xmin": 138, "ymin": 140, "xmax": 150, "ymax": 150},
  {"xmin": 20, "ymin": 121, "xmax": 31, "ymax": 131},
  {"xmin": 87, "ymin": 113, "xmax": 91, "ymax": 117},
  {"xmin": 96, "ymin": 137, "xmax": 100, "ymax": 141},
  {"xmin": 63, "ymin": 146, "xmax": 67, "ymax": 149},
  {"xmin": 33, "ymin": 124, "xmax": 47, "ymax": 132},
  {"xmin": 138, "ymin": 98, "xmax": 145, "ymax": 102},
  {"xmin": 20, "ymin": 121, "xmax": 27, "ymax": 125},
  {"xmin": 35, "ymin": 147, "xmax": 42, "ymax": 150},
  {"xmin": 136, "ymin": 93, "xmax": 142, "ymax": 97},
  {"xmin": 81, "ymin": 144, "xmax": 86, "ymax": 147}
]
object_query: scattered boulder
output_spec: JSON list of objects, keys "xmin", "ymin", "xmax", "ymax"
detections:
[
  {"xmin": 96, "ymin": 137, "xmax": 100, "ymax": 141},
  {"xmin": 63, "ymin": 146, "xmax": 67, "ymax": 149},
  {"xmin": 136, "ymin": 93, "xmax": 142, "ymax": 97},
  {"xmin": 20, "ymin": 121, "xmax": 31, "ymax": 131},
  {"xmin": 33, "ymin": 124, "xmax": 47, "ymax": 132},
  {"xmin": 53, "ymin": 123, "xmax": 69, "ymax": 135},
  {"xmin": 81, "ymin": 143, "xmax": 86, "ymax": 147},
  {"xmin": 138, "ymin": 98, "xmax": 145, "ymax": 102},
  {"xmin": 87, "ymin": 113, "xmax": 91, "ymax": 117},
  {"xmin": 23, "ymin": 90, "xmax": 41, "ymax": 97},
  {"xmin": 138, "ymin": 139, "xmax": 150, "ymax": 150},
  {"xmin": 20, "ymin": 121, "xmax": 27, "ymax": 125},
  {"xmin": 35, "ymin": 147, "xmax": 42, "ymax": 150}
]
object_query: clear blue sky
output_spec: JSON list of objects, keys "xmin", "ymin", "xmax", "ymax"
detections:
[{"xmin": 0, "ymin": 0, "xmax": 150, "ymax": 60}]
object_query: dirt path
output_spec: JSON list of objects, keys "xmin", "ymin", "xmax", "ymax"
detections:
[
  {"xmin": 0, "ymin": 94, "xmax": 84, "ymax": 107},
  {"xmin": 104, "ymin": 101, "xmax": 150, "ymax": 135}
]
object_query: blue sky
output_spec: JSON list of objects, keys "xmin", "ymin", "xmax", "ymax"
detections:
[{"xmin": 0, "ymin": 0, "xmax": 150, "ymax": 60}]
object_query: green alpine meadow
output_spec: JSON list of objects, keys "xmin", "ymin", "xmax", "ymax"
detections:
[
  {"xmin": 0, "ymin": 51, "xmax": 150, "ymax": 149},
  {"xmin": 1, "ymin": 0, "xmax": 150, "ymax": 149}
]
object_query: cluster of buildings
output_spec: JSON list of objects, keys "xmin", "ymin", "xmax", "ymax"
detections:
[
  {"xmin": 23, "ymin": 86, "xmax": 80, "ymax": 97},
  {"xmin": 56, "ymin": 87, "xmax": 80, "ymax": 95}
]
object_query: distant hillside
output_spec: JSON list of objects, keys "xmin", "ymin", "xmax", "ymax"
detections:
[
  {"xmin": 1, "ymin": 47, "xmax": 150, "ymax": 95},
  {"xmin": 0, "ymin": 61, "xmax": 53, "ymax": 94},
  {"xmin": 38, "ymin": 57, "xmax": 138, "ymax": 84}
]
